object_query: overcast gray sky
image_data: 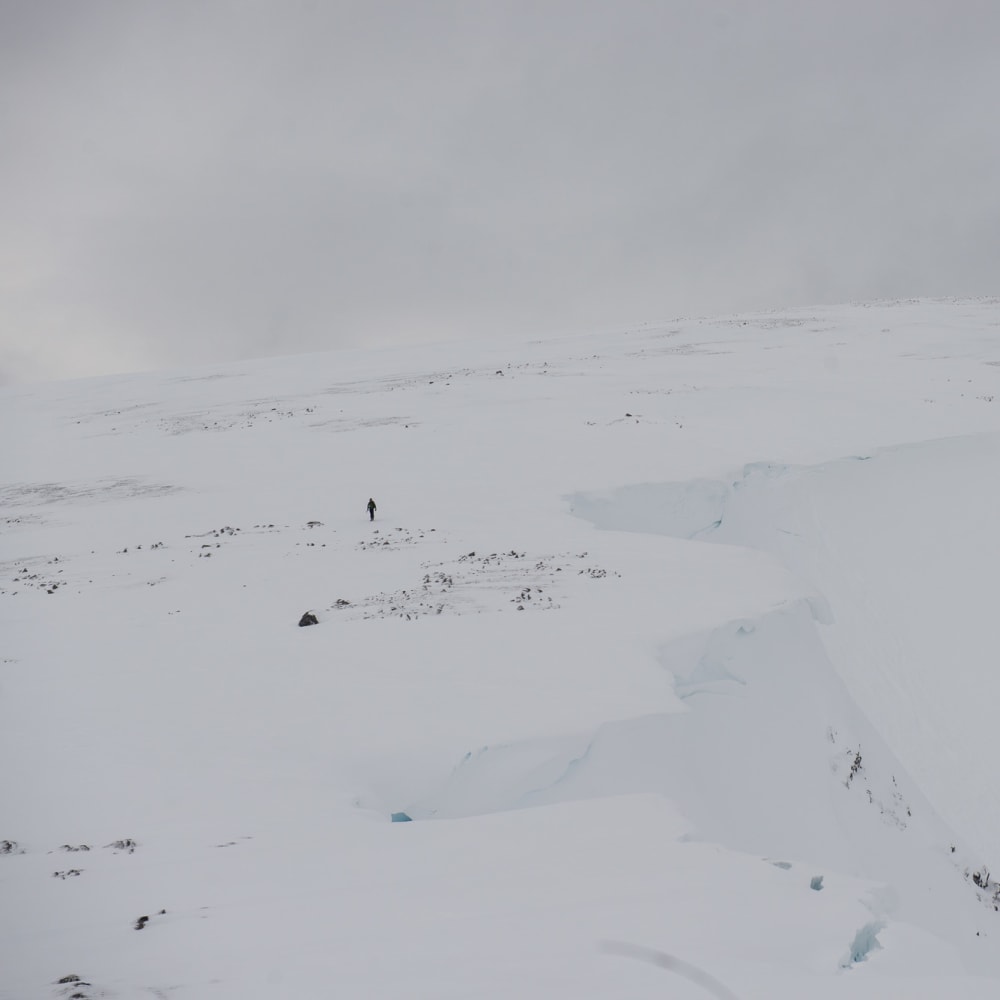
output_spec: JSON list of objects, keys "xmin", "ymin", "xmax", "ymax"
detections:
[{"xmin": 2, "ymin": 0, "xmax": 998, "ymax": 383}]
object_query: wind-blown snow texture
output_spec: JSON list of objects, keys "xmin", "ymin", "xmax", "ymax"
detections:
[{"xmin": 4, "ymin": 299, "xmax": 1000, "ymax": 998}]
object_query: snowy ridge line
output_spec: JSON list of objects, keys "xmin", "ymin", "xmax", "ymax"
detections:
[{"xmin": 63, "ymin": 358, "xmax": 571, "ymax": 439}]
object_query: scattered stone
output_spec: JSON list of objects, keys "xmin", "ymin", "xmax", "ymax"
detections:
[
  {"xmin": 134, "ymin": 915, "xmax": 149, "ymax": 930},
  {"xmin": 105, "ymin": 838, "xmax": 137, "ymax": 853},
  {"xmin": 298, "ymin": 612, "xmax": 319, "ymax": 627}
]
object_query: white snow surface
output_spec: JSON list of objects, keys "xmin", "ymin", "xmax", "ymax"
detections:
[{"xmin": 4, "ymin": 298, "xmax": 1000, "ymax": 998}]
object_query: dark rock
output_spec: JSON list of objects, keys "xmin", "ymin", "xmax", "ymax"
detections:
[{"xmin": 298, "ymin": 612, "xmax": 319, "ymax": 627}]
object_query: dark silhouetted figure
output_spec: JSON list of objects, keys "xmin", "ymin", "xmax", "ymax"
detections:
[{"xmin": 367, "ymin": 498, "xmax": 377, "ymax": 521}]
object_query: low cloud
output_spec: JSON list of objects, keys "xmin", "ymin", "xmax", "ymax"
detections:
[{"xmin": 2, "ymin": 0, "xmax": 998, "ymax": 382}]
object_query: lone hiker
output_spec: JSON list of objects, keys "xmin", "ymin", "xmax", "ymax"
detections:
[{"xmin": 367, "ymin": 497, "xmax": 377, "ymax": 521}]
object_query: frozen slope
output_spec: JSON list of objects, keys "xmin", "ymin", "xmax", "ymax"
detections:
[
  {"xmin": 718, "ymin": 434, "xmax": 1000, "ymax": 859},
  {"xmin": 571, "ymin": 431, "xmax": 1000, "ymax": 862},
  {"xmin": 3, "ymin": 299, "xmax": 1000, "ymax": 997}
]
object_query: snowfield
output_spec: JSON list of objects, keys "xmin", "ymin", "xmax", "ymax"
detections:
[{"xmin": 3, "ymin": 299, "xmax": 1000, "ymax": 998}]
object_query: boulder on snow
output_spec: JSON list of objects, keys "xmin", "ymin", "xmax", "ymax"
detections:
[{"xmin": 298, "ymin": 612, "xmax": 319, "ymax": 627}]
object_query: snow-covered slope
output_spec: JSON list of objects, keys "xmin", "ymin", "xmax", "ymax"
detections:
[{"xmin": 3, "ymin": 299, "xmax": 1000, "ymax": 998}]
